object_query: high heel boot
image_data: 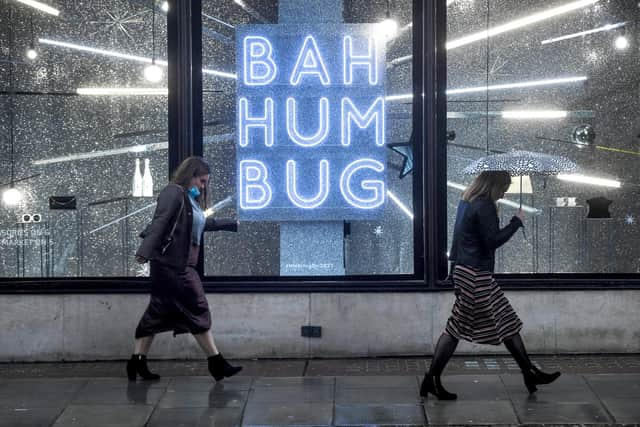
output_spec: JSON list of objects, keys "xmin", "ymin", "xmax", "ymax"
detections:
[
  {"xmin": 522, "ymin": 366, "xmax": 561, "ymax": 393},
  {"xmin": 126, "ymin": 354, "xmax": 160, "ymax": 381},
  {"xmin": 420, "ymin": 373, "xmax": 457, "ymax": 400},
  {"xmin": 207, "ymin": 353, "xmax": 243, "ymax": 381}
]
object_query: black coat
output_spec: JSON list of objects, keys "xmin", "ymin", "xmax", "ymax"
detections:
[
  {"xmin": 136, "ymin": 183, "xmax": 237, "ymax": 270},
  {"xmin": 449, "ymin": 197, "xmax": 522, "ymax": 273}
]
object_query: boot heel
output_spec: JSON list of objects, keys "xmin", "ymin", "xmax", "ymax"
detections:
[
  {"xmin": 126, "ymin": 356, "xmax": 137, "ymax": 381},
  {"xmin": 524, "ymin": 377, "xmax": 538, "ymax": 393}
]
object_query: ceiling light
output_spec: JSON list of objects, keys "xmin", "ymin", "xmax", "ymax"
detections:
[
  {"xmin": 76, "ymin": 87, "xmax": 168, "ymax": 95},
  {"xmin": 446, "ymin": 0, "xmax": 599, "ymax": 50},
  {"xmin": 541, "ymin": 22, "xmax": 626, "ymax": 45},
  {"xmin": 378, "ymin": 0, "xmax": 398, "ymax": 39},
  {"xmin": 557, "ymin": 174, "xmax": 621, "ymax": 188},
  {"xmin": 15, "ymin": 0, "xmax": 60, "ymax": 16},
  {"xmin": 614, "ymin": 35, "xmax": 629, "ymax": 50},
  {"xmin": 502, "ymin": 110, "xmax": 568, "ymax": 119},
  {"xmin": 2, "ymin": 187, "xmax": 23, "ymax": 206},
  {"xmin": 144, "ymin": 61, "xmax": 163, "ymax": 82},
  {"xmin": 26, "ymin": 44, "xmax": 38, "ymax": 60},
  {"xmin": 161, "ymin": 1, "xmax": 169, "ymax": 12},
  {"xmin": 39, "ymin": 38, "xmax": 236, "ymax": 79}
]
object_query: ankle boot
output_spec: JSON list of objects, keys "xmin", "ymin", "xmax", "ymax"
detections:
[
  {"xmin": 207, "ymin": 353, "xmax": 243, "ymax": 381},
  {"xmin": 420, "ymin": 373, "xmax": 457, "ymax": 400},
  {"xmin": 522, "ymin": 366, "xmax": 561, "ymax": 393},
  {"xmin": 126, "ymin": 354, "xmax": 160, "ymax": 381}
]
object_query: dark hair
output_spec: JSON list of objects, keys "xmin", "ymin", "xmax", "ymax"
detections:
[
  {"xmin": 171, "ymin": 156, "xmax": 211, "ymax": 208},
  {"xmin": 462, "ymin": 171, "xmax": 511, "ymax": 203}
]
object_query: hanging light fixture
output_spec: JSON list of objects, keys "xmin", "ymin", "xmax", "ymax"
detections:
[
  {"xmin": 4, "ymin": 8, "xmax": 23, "ymax": 207},
  {"xmin": 144, "ymin": 0, "xmax": 163, "ymax": 82},
  {"xmin": 25, "ymin": 13, "xmax": 37, "ymax": 60},
  {"xmin": 614, "ymin": 27, "xmax": 629, "ymax": 50},
  {"xmin": 161, "ymin": 1, "xmax": 169, "ymax": 12},
  {"xmin": 379, "ymin": 0, "xmax": 398, "ymax": 39}
]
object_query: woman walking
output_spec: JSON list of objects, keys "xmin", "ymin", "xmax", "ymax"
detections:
[
  {"xmin": 421, "ymin": 171, "xmax": 560, "ymax": 399},
  {"xmin": 128, "ymin": 156, "xmax": 242, "ymax": 382}
]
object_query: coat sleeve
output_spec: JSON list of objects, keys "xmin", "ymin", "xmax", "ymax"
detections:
[
  {"xmin": 136, "ymin": 185, "xmax": 183, "ymax": 259},
  {"xmin": 475, "ymin": 200, "xmax": 522, "ymax": 250},
  {"xmin": 204, "ymin": 217, "xmax": 238, "ymax": 232}
]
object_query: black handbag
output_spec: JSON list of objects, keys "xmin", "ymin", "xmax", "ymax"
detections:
[
  {"xmin": 49, "ymin": 196, "xmax": 77, "ymax": 210},
  {"xmin": 139, "ymin": 195, "xmax": 185, "ymax": 255}
]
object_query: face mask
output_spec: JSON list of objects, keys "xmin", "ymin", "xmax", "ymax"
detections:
[{"xmin": 188, "ymin": 186, "xmax": 201, "ymax": 199}]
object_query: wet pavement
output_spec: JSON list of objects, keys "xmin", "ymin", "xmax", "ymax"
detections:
[{"xmin": 1, "ymin": 355, "xmax": 639, "ymax": 426}]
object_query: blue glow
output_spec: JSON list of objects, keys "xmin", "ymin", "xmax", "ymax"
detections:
[
  {"xmin": 238, "ymin": 97, "xmax": 275, "ymax": 147},
  {"xmin": 340, "ymin": 158, "xmax": 385, "ymax": 209},
  {"xmin": 286, "ymin": 159, "xmax": 330, "ymax": 208},
  {"xmin": 343, "ymin": 36, "xmax": 378, "ymax": 85},
  {"xmin": 290, "ymin": 35, "xmax": 331, "ymax": 86},
  {"xmin": 239, "ymin": 160, "xmax": 273, "ymax": 209},
  {"xmin": 286, "ymin": 97, "xmax": 330, "ymax": 147},
  {"xmin": 341, "ymin": 97, "xmax": 385, "ymax": 147},
  {"xmin": 243, "ymin": 36, "xmax": 277, "ymax": 86}
]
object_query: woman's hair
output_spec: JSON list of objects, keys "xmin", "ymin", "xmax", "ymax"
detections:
[
  {"xmin": 171, "ymin": 156, "xmax": 211, "ymax": 208},
  {"xmin": 462, "ymin": 171, "xmax": 511, "ymax": 203}
]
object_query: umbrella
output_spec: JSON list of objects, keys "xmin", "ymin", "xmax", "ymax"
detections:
[{"xmin": 463, "ymin": 150, "xmax": 580, "ymax": 238}]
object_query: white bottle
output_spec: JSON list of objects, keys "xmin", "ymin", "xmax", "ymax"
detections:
[
  {"xmin": 132, "ymin": 158, "xmax": 143, "ymax": 197},
  {"xmin": 142, "ymin": 158, "xmax": 153, "ymax": 197}
]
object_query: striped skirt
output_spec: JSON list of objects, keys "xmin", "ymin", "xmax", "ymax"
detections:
[{"xmin": 445, "ymin": 264, "xmax": 523, "ymax": 345}]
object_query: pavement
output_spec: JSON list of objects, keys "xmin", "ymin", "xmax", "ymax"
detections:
[{"xmin": 1, "ymin": 355, "xmax": 639, "ymax": 426}]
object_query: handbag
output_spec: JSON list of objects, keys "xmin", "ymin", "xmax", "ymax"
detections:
[
  {"xmin": 49, "ymin": 196, "xmax": 77, "ymax": 210},
  {"xmin": 139, "ymin": 188, "xmax": 185, "ymax": 255}
]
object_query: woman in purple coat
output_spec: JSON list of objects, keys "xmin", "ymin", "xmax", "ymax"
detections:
[{"xmin": 128, "ymin": 156, "xmax": 242, "ymax": 381}]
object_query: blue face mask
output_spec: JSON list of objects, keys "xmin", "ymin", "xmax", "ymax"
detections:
[{"xmin": 188, "ymin": 186, "xmax": 201, "ymax": 199}]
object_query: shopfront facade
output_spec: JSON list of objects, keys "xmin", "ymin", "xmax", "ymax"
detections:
[{"xmin": 1, "ymin": 0, "xmax": 639, "ymax": 361}]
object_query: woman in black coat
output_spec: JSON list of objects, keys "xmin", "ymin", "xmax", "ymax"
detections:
[
  {"xmin": 421, "ymin": 171, "xmax": 560, "ymax": 399},
  {"xmin": 128, "ymin": 156, "xmax": 242, "ymax": 381}
]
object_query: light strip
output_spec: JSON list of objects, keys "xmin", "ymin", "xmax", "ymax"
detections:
[
  {"xmin": 39, "ymin": 38, "xmax": 237, "ymax": 79},
  {"xmin": 502, "ymin": 110, "xmax": 567, "ymax": 119},
  {"xmin": 447, "ymin": 76, "xmax": 587, "ymax": 94},
  {"xmin": 386, "ymin": 190, "xmax": 414, "ymax": 219},
  {"xmin": 446, "ymin": 0, "xmax": 599, "ymax": 50},
  {"xmin": 233, "ymin": 0, "xmax": 268, "ymax": 23},
  {"xmin": 32, "ymin": 134, "xmax": 234, "ymax": 165},
  {"xmin": 77, "ymin": 87, "xmax": 168, "ymax": 96},
  {"xmin": 386, "ymin": 76, "xmax": 587, "ymax": 100},
  {"xmin": 202, "ymin": 13, "xmax": 235, "ymax": 29},
  {"xmin": 557, "ymin": 174, "xmax": 621, "ymax": 188},
  {"xmin": 541, "ymin": 22, "xmax": 625, "ymax": 45},
  {"xmin": 15, "ymin": 0, "xmax": 60, "ymax": 16},
  {"xmin": 447, "ymin": 181, "xmax": 541, "ymax": 213}
]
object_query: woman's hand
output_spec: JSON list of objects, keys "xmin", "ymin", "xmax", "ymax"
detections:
[
  {"xmin": 135, "ymin": 255, "xmax": 148, "ymax": 264},
  {"xmin": 515, "ymin": 209, "xmax": 525, "ymax": 222}
]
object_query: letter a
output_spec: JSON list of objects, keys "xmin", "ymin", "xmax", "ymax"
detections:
[{"xmin": 290, "ymin": 36, "xmax": 330, "ymax": 86}]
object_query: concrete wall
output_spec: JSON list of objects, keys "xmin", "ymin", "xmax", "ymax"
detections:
[{"xmin": 1, "ymin": 290, "xmax": 639, "ymax": 361}]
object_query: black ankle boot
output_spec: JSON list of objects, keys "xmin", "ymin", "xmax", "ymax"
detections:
[
  {"xmin": 420, "ymin": 373, "xmax": 457, "ymax": 400},
  {"xmin": 522, "ymin": 366, "xmax": 561, "ymax": 393},
  {"xmin": 207, "ymin": 353, "xmax": 242, "ymax": 381},
  {"xmin": 126, "ymin": 354, "xmax": 160, "ymax": 381}
]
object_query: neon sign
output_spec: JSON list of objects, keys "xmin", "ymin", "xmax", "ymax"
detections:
[{"xmin": 237, "ymin": 25, "xmax": 386, "ymax": 221}]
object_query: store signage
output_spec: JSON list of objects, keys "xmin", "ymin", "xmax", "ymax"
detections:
[{"xmin": 236, "ymin": 24, "xmax": 386, "ymax": 221}]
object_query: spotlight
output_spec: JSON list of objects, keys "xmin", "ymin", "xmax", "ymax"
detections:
[
  {"xmin": 615, "ymin": 35, "xmax": 629, "ymax": 50},
  {"xmin": 161, "ymin": 1, "xmax": 169, "ymax": 12},
  {"xmin": 2, "ymin": 188, "xmax": 23, "ymax": 206},
  {"xmin": 144, "ymin": 60, "xmax": 163, "ymax": 82},
  {"xmin": 378, "ymin": 0, "xmax": 398, "ymax": 39},
  {"xmin": 26, "ymin": 44, "xmax": 38, "ymax": 60}
]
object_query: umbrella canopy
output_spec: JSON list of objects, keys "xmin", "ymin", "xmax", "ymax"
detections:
[{"xmin": 463, "ymin": 150, "xmax": 579, "ymax": 176}]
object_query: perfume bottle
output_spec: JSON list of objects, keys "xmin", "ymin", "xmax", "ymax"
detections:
[
  {"xmin": 142, "ymin": 158, "xmax": 153, "ymax": 197},
  {"xmin": 132, "ymin": 158, "xmax": 143, "ymax": 197}
]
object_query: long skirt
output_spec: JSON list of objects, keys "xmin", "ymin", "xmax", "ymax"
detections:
[
  {"xmin": 445, "ymin": 264, "xmax": 523, "ymax": 345},
  {"xmin": 135, "ymin": 244, "xmax": 211, "ymax": 338}
]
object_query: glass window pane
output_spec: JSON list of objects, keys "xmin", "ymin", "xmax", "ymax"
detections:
[
  {"xmin": 202, "ymin": 0, "xmax": 417, "ymax": 277},
  {"xmin": 0, "ymin": 1, "xmax": 168, "ymax": 278},
  {"xmin": 447, "ymin": 0, "xmax": 640, "ymax": 274}
]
